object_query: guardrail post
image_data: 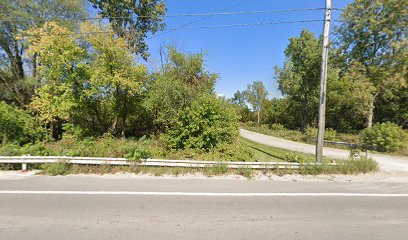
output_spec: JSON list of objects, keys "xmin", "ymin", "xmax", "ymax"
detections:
[{"xmin": 21, "ymin": 154, "xmax": 29, "ymax": 171}]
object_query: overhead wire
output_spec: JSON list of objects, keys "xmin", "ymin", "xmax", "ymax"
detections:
[
  {"xmin": 21, "ymin": 19, "xmax": 327, "ymax": 37},
  {"xmin": 13, "ymin": 5, "xmax": 344, "ymax": 38}
]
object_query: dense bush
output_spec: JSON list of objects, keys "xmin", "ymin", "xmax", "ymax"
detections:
[
  {"xmin": 166, "ymin": 94, "xmax": 239, "ymax": 150},
  {"xmin": 41, "ymin": 162, "xmax": 70, "ymax": 176},
  {"xmin": 362, "ymin": 122, "xmax": 406, "ymax": 152},
  {"xmin": 270, "ymin": 123, "xmax": 285, "ymax": 131},
  {"xmin": 0, "ymin": 102, "xmax": 42, "ymax": 144},
  {"xmin": 304, "ymin": 126, "xmax": 337, "ymax": 142},
  {"xmin": 126, "ymin": 146, "xmax": 151, "ymax": 161}
]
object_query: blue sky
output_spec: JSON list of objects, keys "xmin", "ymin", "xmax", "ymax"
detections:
[{"xmin": 92, "ymin": 0, "xmax": 353, "ymax": 98}]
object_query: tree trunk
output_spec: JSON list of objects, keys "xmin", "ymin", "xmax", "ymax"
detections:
[
  {"xmin": 121, "ymin": 114, "xmax": 126, "ymax": 138},
  {"xmin": 33, "ymin": 52, "xmax": 39, "ymax": 88},
  {"xmin": 257, "ymin": 111, "xmax": 260, "ymax": 124},
  {"xmin": 367, "ymin": 100, "xmax": 374, "ymax": 128}
]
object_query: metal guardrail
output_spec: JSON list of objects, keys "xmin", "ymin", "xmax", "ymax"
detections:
[
  {"xmin": 0, "ymin": 156, "xmax": 337, "ymax": 170},
  {"xmin": 324, "ymin": 140, "xmax": 359, "ymax": 148}
]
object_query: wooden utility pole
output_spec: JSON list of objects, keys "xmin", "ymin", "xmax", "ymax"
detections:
[{"xmin": 316, "ymin": 0, "xmax": 332, "ymax": 162}]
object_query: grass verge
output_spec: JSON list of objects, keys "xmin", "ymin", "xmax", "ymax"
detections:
[
  {"xmin": 35, "ymin": 157, "xmax": 378, "ymax": 178},
  {"xmin": 239, "ymin": 137, "xmax": 334, "ymax": 163}
]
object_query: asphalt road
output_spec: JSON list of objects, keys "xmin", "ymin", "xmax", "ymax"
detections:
[
  {"xmin": 240, "ymin": 129, "xmax": 408, "ymax": 172},
  {"xmin": 1, "ymin": 175, "xmax": 408, "ymax": 240}
]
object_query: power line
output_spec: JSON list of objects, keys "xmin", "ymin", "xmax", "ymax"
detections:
[
  {"xmin": 173, "ymin": 19, "xmax": 325, "ymax": 30},
  {"xmin": 22, "ymin": 19, "xmax": 326, "ymax": 37},
  {"xmin": 2, "ymin": 7, "xmax": 344, "ymax": 23},
  {"xmin": 82, "ymin": 7, "xmax": 342, "ymax": 20},
  {"xmin": 148, "ymin": 0, "xmax": 250, "ymax": 40}
]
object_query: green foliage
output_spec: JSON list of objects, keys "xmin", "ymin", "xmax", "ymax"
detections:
[
  {"xmin": 204, "ymin": 163, "xmax": 228, "ymax": 176},
  {"xmin": 126, "ymin": 146, "xmax": 151, "ymax": 161},
  {"xmin": 81, "ymin": 22, "xmax": 148, "ymax": 137},
  {"xmin": 166, "ymin": 94, "xmax": 239, "ymax": 150},
  {"xmin": 144, "ymin": 47, "xmax": 217, "ymax": 132},
  {"xmin": 270, "ymin": 123, "xmax": 285, "ymax": 131},
  {"xmin": 261, "ymin": 98, "xmax": 296, "ymax": 128},
  {"xmin": 62, "ymin": 123, "xmax": 84, "ymax": 140},
  {"xmin": 231, "ymin": 90, "xmax": 252, "ymax": 123},
  {"xmin": 41, "ymin": 161, "xmax": 70, "ymax": 176},
  {"xmin": 304, "ymin": 126, "xmax": 337, "ymax": 142},
  {"xmin": 89, "ymin": 0, "xmax": 166, "ymax": 59},
  {"xmin": 339, "ymin": 158, "xmax": 378, "ymax": 174},
  {"xmin": 0, "ymin": 143, "xmax": 22, "ymax": 156},
  {"xmin": 326, "ymin": 64, "xmax": 374, "ymax": 132},
  {"xmin": 20, "ymin": 142, "xmax": 51, "ymax": 156},
  {"xmin": 245, "ymin": 81, "xmax": 267, "ymax": 123},
  {"xmin": 336, "ymin": 0, "xmax": 408, "ymax": 127},
  {"xmin": 0, "ymin": 0, "xmax": 86, "ymax": 106},
  {"xmin": 362, "ymin": 122, "xmax": 406, "ymax": 152},
  {"xmin": 237, "ymin": 167, "xmax": 254, "ymax": 179},
  {"xmin": 298, "ymin": 164, "xmax": 330, "ymax": 175},
  {"xmin": 284, "ymin": 152, "xmax": 306, "ymax": 163},
  {"xmin": 207, "ymin": 141, "xmax": 255, "ymax": 162},
  {"xmin": 26, "ymin": 22, "xmax": 148, "ymax": 138},
  {"xmin": 0, "ymin": 102, "xmax": 42, "ymax": 144},
  {"xmin": 274, "ymin": 29, "xmax": 321, "ymax": 131}
]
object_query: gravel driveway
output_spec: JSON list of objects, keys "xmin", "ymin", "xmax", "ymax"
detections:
[{"xmin": 240, "ymin": 129, "xmax": 408, "ymax": 173}]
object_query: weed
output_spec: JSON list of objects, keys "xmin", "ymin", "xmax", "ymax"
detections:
[
  {"xmin": 339, "ymin": 158, "xmax": 378, "ymax": 174},
  {"xmin": 41, "ymin": 161, "xmax": 70, "ymax": 176},
  {"xmin": 237, "ymin": 167, "xmax": 254, "ymax": 179},
  {"xmin": 204, "ymin": 163, "xmax": 228, "ymax": 176},
  {"xmin": 126, "ymin": 146, "xmax": 151, "ymax": 161}
]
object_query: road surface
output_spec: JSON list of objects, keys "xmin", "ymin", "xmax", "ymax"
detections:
[
  {"xmin": 240, "ymin": 129, "xmax": 408, "ymax": 173},
  {"xmin": 1, "ymin": 175, "xmax": 408, "ymax": 240}
]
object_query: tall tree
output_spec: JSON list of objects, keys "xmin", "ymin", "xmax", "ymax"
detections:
[
  {"xmin": 274, "ymin": 29, "xmax": 321, "ymax": 131},
  {"xmin": 81, "ymin": 22, "xmax": 148, "ymax": 137},
  {"xmin": 0, "ymin": 0, "xmax": 86, "ymax": 106},
  {"xmin": 245, "ymin": 81, "xmax": 267, "ymax": 124},
  {"xmin": 25, "ymin": 22, "xmax": 86, "ymax": 139},
  {"xmin": 335, "ymin": 0, "xmax": 408, "ymax": 127},
  {"xmin": 89, "ymin": 0, "xmax": 166, "ymax": 59},
  {"xmin": 231, "ymin": 90, "xmax": 252, "ymax": 122},
  {"xmin": 144, "ymin": 47, "xmax": 218, "ymax": 133},
  {"xmin": 231, "ymin": 90, "xmax": 247, "ymax": 108}
]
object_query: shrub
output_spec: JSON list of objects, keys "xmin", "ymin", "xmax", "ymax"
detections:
[
  {"xmin": 362, "ymin": 122, "xmax": 406, "ymax": 152},
  {"xmin": 237, "ymin": 167, "xmax": 254, "ymax": 179},
  {"xmin": 20, "ymin": 142, "xmax": 52, "ymax": 156},
  {"xmin": 41, "ymin": 161, "xmax": 70, "ymax": 176},
  {"xmin": 0, "ymin": 102, "xmax": 43, "ymax": 144},
  {"xmin": 62, "ymin": 123, "xmax": 84, "ymax": 140},
  {"xmin": 304, "ymin": 126, "xmax": 337, "ymax": 142},
  {"xmin": 270, "ymin": 123, "xmax": 285, "ymax": 131},
  {"xmin": 208, "ymin": 141, "xmax": 255, "ymax": 162},
  {"xmin": 339, "ymin": 158, "xmax": 378, "ymax": 174},
  {"xmin": 204, "ymin": 163, "xmax": 228, "ymax": 176},
  {"xmin": 260, "ymin": 124, "xmax": 269, "ymax": 131},
  {"xmin": 284, "ymin": 152, "xmax": 306, "ymax": 163},
  {"xmin": 166, "ymin": 94, "xmax": 239, "ymax": 150},
  {"xmin": 0, "ymin": 143, "xmax": 22, "ymax": 156},
  {"xmin": 245, "ymin": 121, "xmax": 257, "ymax": 127},
  {"xmin": 126, "ymin": 146, "xmax": 151, "ymax": 161}
]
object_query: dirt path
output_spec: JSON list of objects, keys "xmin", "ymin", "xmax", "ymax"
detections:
[{"xmin": 240, "ymin": 129, "xmax": 408, "ymax": 173}]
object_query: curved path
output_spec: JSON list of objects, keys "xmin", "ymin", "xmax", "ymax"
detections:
[{"xmin": 240, "ymin": 129, "xmax": 408, "ymax": 173}]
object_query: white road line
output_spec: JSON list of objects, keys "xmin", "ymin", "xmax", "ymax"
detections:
[{"xmin": 0, "ymin": 191, "xmax": 408, "ymax": 197}]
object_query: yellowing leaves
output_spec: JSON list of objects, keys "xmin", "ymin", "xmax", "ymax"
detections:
[{"xmin": 25, "ymin": 21, "xmax": 147, "ymax": 131}]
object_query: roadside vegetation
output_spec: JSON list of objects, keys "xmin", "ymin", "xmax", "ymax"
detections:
[
  {"xmin": 33, "ymin": 157, "xmax": 377, "ymax": 178},
  {"xmin": 241, "ymin": 122, "xmax": 408, "ymax": 156},
  {"xmin": 0, "ymin": 0, "xmax": 405, "ymax": 176},
  {"xmin": 232, "ymin": 0, "xmax": 407, "ymax": 155}
]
